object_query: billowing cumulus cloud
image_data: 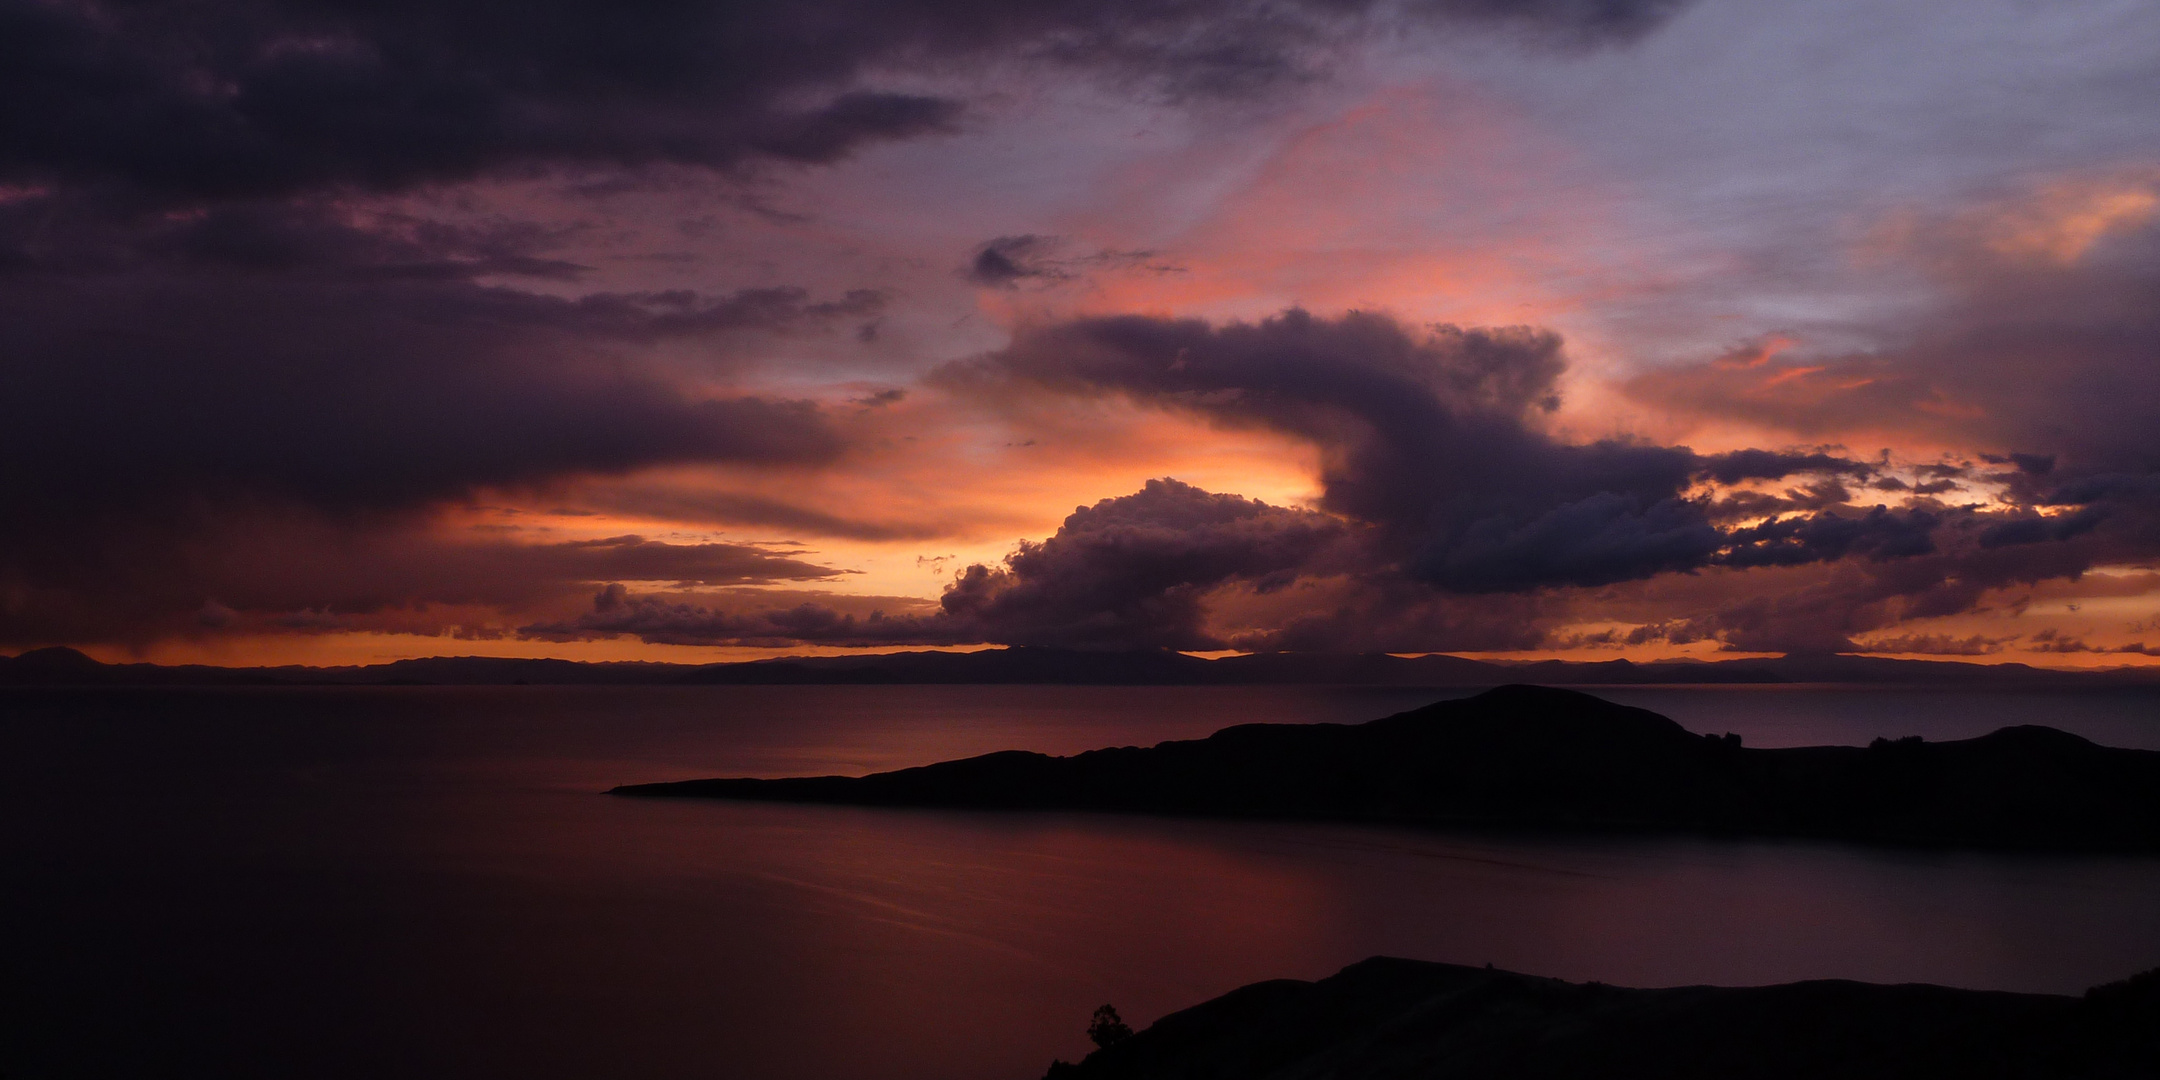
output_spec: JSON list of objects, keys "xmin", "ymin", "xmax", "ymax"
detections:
[
  {"xmin": 878, "ymin": 306, "xmax": 2160, "ymax": 655},
  {"xmin": 552, "ymin": 307, "xmax": 2067, "ymax": 655},
  {"xmin": 935, "ymin": 478, "xmax": 1350, "ymax": 649},
  {"xmin": 536, "ymin": 478, "xmax": 1349, "ymax": 650},
  {"xmin": 941, "ymin": 309, "xmax": 1900, "ymax": 592}
]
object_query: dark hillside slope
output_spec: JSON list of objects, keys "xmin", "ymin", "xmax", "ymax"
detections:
[{"xmin": 1042, "ymin": 958, "xmax": 2160, "ymax": 1080}]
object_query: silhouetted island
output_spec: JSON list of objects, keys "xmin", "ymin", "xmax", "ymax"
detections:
[
  {"xmin": 611, "ymin": 685, "xmax": 2160, "ymax": 851},
  {"xmin": 1038, "ymin": 957, "xmax": 2160, "ymax": 1079}
]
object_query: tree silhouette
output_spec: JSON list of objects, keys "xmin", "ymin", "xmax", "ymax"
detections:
[{"xmin": 1088, "ymin": 1004, "xmax": 1134, "ymax": 1049}]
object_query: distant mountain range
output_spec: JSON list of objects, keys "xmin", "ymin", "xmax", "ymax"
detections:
[
  {"xmin": 613, "ymin": 685, "xmax": 2160, "ymax": 853},
  {"xmin": 3, "ymin": 644, "xmax": 2158, "ymax": 688}
]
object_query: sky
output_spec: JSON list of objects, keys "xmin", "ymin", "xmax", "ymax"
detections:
[{"xmin": 4, "ymin": 0, "xmax": 2160, "ymax": 667}]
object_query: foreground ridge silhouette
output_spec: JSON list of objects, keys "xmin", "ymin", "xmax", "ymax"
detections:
[
  {"xmin": 1036, "ymin": 958, "xmax": 2160, "ymax": 1079},
  {"xmin": 611, "ymin": 685, "xmax": 2160, "ymax": 851}
]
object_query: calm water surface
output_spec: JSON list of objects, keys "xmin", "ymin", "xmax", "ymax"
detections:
[{"xmin": 2, "ymin": 684, "xmax": 2157, "ymax": 1080}]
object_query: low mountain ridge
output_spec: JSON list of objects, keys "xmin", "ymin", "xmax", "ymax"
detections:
[
  {"xmin": 5, "ymin": 645, "xmax": 2158, "ymax": 687},
  {"xmin": 612, "ymin": 685, "xmax": 2160, "ymax": 851}
]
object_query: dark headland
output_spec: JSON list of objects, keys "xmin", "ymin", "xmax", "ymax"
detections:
[
  {"xmin": 612, "ymin": 684, "xmax": 2160, "ymax": 851},
  {"xmin": 1039, "ymin": 957, "xmax": 2160, "ymax": 1079}
]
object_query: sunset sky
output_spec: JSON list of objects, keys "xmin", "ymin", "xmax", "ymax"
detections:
[{"xmin": 5, "ymin": 0, "xmax": 2159, "ymax": 667}]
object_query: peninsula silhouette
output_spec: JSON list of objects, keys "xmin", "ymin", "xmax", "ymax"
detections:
[{"xmin": 612, "ymin": 685, "xmax": 2160, "ymax": 851}]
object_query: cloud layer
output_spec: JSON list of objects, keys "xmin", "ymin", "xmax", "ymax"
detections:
[
  {"xmin": 0, "ymin": 0, "xmax": 1703, "ymax": 656},
  {"xmin": 6, "ymin": 0, "xmax": 2155, "ymax": 666},
  {"xmin": 944, "ymin": 310, "xmax": 1916, "ymax": 591},
  {"xmin": 0, "ymin": 0, "xmax": 1687, "ymax": 203},
  {"xmin": 540, "ymin": 479, "xmax": 1346, "ymax": 650},
  {"xmin": 570, "ymin": 290, "xmax": 2158, "ymax": 657}
]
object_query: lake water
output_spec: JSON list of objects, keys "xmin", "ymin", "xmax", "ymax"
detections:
[{"xmin": 2, "ymin": 684, "xmax": 2158, "ymax": 1079}]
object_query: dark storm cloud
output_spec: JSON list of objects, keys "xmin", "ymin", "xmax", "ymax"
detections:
[
  {"xmin": 0, "ymin": 195, "xmax": 881, "ymax": 511},
  {"xmin": 1976, "ymin": 508, "xmax": 2107, "ymax": 549},
  {"xmin": 0, "ymin": 0, "xmax": 1699, "ymax": 652},
  {"xmin": 904, "ymin": 306, "xmax": 2160, "ymax": 655},
  {"xmin": 941, "ymin": 308, "xmax": 1906, "ymax": 594},
  {"xmin": 0, "ymin": 0, "xmax": 954, "ymax": 202},
  {"xmin": 1984, "ymin": 453, "xmax": 2057, "ymax": 476},
  {"xmin": 536, "ymin": 479, "xmax": 1350, "ymax": 650},
  {"xmin": 2037, "ymin": 471, "xmax": 2160, "ymax": 509},
  {"xmin": 533, "ymin": 466, "xmax": 2115, "ymax": 658},
  {"xmin": 1719, "ymin": 506, "xmax": 1939, "ymax": 568},
  {"xmin": 0, "ymin": 196, "xmax": 889, "ymax": 646},
  {"xmin": 1626, "ymin": 518, "xmax": 2102, "ymax": 655},
  {"xmin": 1697, "ymin": 449, "xmax": 1873, "ymax": 486},
  {"xmin": 0, "ymin": 0, "xmax": 1692, "ymax": 204},
  {"xmin": 1707, "ymin": 479, "xmax": 1861, "ymax": 522},
  {"xmin": 0, "ymin": 270, "xmax": 849, "ymax": 519},
  {"xmin": 515, "ymin": 298, "xmax": 2154, "ymax": 655}
]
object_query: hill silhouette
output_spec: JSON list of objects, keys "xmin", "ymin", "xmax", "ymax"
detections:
[
  {"xmin": 1040, "ymin": 957, "xmax": 2160, "ymax": 1079},
  {"xmin": 612, "ymin": 685, "xmax": 2160, "ymax": 851}
]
